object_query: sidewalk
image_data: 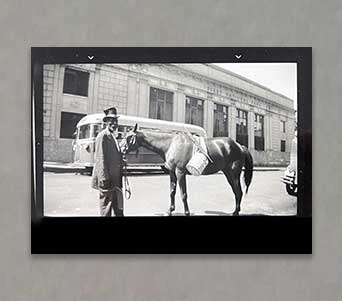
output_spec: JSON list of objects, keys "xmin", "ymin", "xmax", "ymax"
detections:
[{"xmin": 43, "ymin": 161, "xmax": 285, "ymax": 173}]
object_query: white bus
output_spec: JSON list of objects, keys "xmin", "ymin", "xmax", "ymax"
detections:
[{"xmin": 73, "ymin": 114, "xmax": 207, "ymax": 172}]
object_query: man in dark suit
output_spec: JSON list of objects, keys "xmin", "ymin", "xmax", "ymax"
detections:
[{"xmin": 91, "ymin": 107, "xmax": 124, "ymax": 216}]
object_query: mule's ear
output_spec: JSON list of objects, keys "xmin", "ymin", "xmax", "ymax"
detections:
[{"xmin": 133, "ymin": 123, "xmax": 138, "ymax": 132}]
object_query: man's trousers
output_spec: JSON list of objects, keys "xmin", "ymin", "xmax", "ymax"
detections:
[{"xmin": 99, "ymin": 189, "xmax": 124, "ymax": 216}]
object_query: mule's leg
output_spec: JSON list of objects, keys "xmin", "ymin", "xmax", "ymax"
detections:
[
  {"xmin": 176, "ymin": 169, "xmax": 190, "ymax": 216},
  {"xmin": 167, "ymin": 170, "xmax": 177, "ymax": 216},
  {"xmin": 232, "ymin": 176, "xmax": 243, "ymax": 216},
  {"xmin": 223, "ymin": 163, "xmax": 243, "ymax": 216}
]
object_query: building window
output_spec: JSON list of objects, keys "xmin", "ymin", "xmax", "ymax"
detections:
[
  {"xmin": 149, "ymin": 87, "xmax": 173, "ymax": 121},
  {"xmin": 213, "ymin": 103, "xmax": 228, "ymax": 137},
  {"xmin": 281, "ymin": 140, "xmax": 286, "ymax": 152},
  {"xmin": 60, "ymin": 111, "xmax": 86, "ymax": 139},
  {"xmin": 185, "ymin": 96, "xmax": 204, "ymax": 127},
  {"xmin": 254, "ymin": 114, "xmax": 264, "ymax": 151},
  {"xmin": 236, "ymin": 109, "xmax": 248, "ymax": 147},
  {"xmin": 281, "ymin": 120, "xmax": 286, "ymax": 133},
  {"xmin": 63, "ymin": 67, "xmax": 89, "ymax": 97}
]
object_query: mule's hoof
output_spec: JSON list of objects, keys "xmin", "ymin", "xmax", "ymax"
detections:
[
  {"xmin": 232, "ymin": 211, "xmax": 239, "ymax": 216},
  {"xmin": 185, "ymin": 211, "xmax": 190, "ymax": 216},
  {"xmin": 167, "ymin": 210, "xmax": 173, "ymax": 216}
]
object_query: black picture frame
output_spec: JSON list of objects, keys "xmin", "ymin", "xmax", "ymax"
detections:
[{"xmin": 32, "ymin": 47, "xmax": 312, "ymax": 254}]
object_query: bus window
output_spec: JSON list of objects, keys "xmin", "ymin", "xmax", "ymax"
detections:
[
  {"xmin": 118, "ymin": 125, "xmax": 126, "ymax": 132},
  {"xmin": 93, "ymin": 123, "xmax": 103, "ymax": 138},
  {"xmin": 78, "ymin": 124, "xmax": 91, "ymax": 139},
  {"xmin": 117, "ymin": 125, "xmax": 127, "ymax": 138}
]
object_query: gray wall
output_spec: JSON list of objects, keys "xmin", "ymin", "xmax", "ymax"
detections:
[{"xmin": 1, "ymin": 0, "xmax": 341, "ymax": 300}]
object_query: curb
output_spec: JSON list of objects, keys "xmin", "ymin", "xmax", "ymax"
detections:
[
  {"xmin": 251, "ymin": 167, "xmax": 285, "ymax": 172},
  {"xmin": 44, "ymin": 166, "xmax": 87, "ymax": 174}
]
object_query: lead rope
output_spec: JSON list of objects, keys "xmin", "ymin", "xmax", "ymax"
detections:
[{"xmin": 123, "ymin": 155, "xmax": 131, "ymax": 200}]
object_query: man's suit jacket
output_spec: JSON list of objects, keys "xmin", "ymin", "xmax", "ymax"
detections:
[{"xmin": 92, "ymin": 128, "xmax": 123, "ymax": 190}]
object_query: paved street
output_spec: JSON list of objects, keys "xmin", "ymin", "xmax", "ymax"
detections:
[{"xmin": 44, "ymin": 169, "xmax": 296, "ymax": 216}]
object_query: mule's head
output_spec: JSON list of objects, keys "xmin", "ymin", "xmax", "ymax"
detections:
[{"xmin": 123, "ymin": 123, "xmax": 140, "ymax": 154}]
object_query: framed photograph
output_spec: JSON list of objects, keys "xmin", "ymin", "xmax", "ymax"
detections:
[{"xmin": 32, "ymin": 47, "xmax": 312, "ymax": 253}]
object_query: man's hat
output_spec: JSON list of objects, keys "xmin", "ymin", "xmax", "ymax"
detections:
[{"xmin": 103, "ymin": 107, "xmax": 119, "ymax": 121}]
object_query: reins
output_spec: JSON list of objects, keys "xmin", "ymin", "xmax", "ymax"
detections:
[
  {"xmin": 122, "ymin": 155, "xmax": 131, "ymax": 200},
  {"xmin": 121, "ymin": 135, "xmax": 131, "ymax": 200}
]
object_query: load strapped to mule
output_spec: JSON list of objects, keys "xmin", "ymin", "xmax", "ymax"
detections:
[{"xmin": 185, "ymin": 133, "xmax": 213, "ymax": 176}]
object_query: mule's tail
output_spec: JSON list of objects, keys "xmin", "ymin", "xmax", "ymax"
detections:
[{"xmin": 242, "ymin": 146, "xmax": 253, "ymax": 194}]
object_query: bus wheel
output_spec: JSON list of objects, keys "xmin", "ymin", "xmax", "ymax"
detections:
[
  {"xmin": 85, "ymin": 166, "xmax": 93, "ymax": 175},
  {"xmin": 160, "ymin": 165, "xmax": 170, "ymax": 174}
]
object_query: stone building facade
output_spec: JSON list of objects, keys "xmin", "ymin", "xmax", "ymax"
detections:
[{"xmin": 43, "ymin": 63, "xmax": 295, "ymax": 166}]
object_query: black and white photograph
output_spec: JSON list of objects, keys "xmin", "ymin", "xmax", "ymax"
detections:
[
  {"xmin": 41, "ymin": 62, "xmax": 298, "ymax": 217},
  {"xmin": 31, "ymin": 47, "xmax": 312, "ymax": 253}
]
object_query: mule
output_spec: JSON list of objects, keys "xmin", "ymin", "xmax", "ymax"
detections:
[{"xmin": 122, "ymin": 124, "xmax": 253, "ymax": 216}]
